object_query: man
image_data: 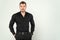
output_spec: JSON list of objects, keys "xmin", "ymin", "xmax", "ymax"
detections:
[{"xmin": 9, "ymin": 1, "xmax": 35, "ymax": 40}]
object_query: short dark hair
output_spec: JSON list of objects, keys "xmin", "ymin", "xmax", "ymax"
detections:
[{"xmin": 19, "ymin": 1, "xmax": 26, "ymax": 5}]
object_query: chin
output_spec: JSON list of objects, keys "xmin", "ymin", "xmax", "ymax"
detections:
[{"xmin": 21, "ymin": 10, "xmax": 25, "ymax": 12}]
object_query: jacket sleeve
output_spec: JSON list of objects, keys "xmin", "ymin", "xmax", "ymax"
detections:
[
  {"xmin": 30, "ymin": 14, "xmax": 35, "ymax": 35},
  {"xmin": 9, "ymin": 14, "xmax": 15, "ymax": 35}
]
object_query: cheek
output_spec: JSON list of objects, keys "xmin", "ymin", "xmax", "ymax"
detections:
[{"xmin": 24, "ymin": 7, "xmax": 26, "ymax": 10}]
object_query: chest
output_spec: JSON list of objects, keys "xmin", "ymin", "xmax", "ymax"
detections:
[{"xmin": 15, "ymin": 14, "xmax": 30, "ymax": 23}]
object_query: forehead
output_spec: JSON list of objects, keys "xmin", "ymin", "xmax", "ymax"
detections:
[{"xmin": 20, "ymin": 4, "xmax": 26, "ymax": 6}]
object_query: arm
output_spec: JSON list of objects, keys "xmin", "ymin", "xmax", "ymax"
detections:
[
  {"xmin": 9, "ymin": 14, "xmax": 15, "ymax": 35},
  {"xmin": 30, "ymin": 14, "xmax": 35, "ymax": 35}
]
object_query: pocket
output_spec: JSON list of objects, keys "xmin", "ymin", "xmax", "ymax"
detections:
[
  {"xmin": 14, "ymin": 33, "xmax": 18, "ymax": 38},
  {"xmin": 14, "ymin": 34, "xmax": 16, "ymax": 38}
]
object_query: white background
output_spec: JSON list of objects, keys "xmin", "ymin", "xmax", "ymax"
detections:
[{"xmin": 0, "ymin": 0, "xmax": 60, "ymax": 40}]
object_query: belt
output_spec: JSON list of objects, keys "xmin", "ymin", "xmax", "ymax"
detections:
[{"xmin": 18, "ymin": 32, "xmax": 29, "ymax": 35}]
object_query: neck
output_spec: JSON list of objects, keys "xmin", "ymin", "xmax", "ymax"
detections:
[
  {"xmin": 20, "ymin": 11, "xmax": 26, "ymax": 17},
  {"xmin": 21, "ymin": 11, "xmax": 25, "ymax": 14}
]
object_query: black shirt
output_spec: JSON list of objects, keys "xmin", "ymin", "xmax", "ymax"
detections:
[{"xmin": 9, "ymin": 11, "xmax": 35, "ymax": 35}]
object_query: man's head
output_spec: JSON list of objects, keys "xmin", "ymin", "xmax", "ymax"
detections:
[{"xmin": 19, "ymin": 1, "xmax": 27, "ymax": 12}]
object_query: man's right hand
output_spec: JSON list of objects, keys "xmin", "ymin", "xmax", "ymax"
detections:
[{"xmin": 13, "ymin": 34, "xmax": 16, "ymax": 37}]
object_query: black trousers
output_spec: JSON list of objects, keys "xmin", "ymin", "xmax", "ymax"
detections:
[
  {"xmin": 15, "ymin": 32, "xmax": 32, "ymax": 40},
  {"xmin": 15, "ymin": 37, "xmax": 32, "ymax": 40}
]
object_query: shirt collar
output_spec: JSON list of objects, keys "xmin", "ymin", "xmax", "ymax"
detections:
[{"xmin": 19, "ymin": 11, "xmax": 27, "ymax": 17}]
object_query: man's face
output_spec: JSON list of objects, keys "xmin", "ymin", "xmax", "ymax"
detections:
[{"xmin": 19, "ymin": 4, "xmax": 26, "ymax": 12}]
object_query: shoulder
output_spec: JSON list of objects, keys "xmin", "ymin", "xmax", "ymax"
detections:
[
  {"xmin": 12, "ymin": 12, "xmax": 20, "ymax": 17},
  {"xmin": 26, "ymin": 12, "xmax": 33, "ymax": 17}
]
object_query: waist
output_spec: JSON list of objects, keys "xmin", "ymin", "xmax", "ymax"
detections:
[
  {"xmin": 16, "ymin": 31, "xmax": 30, "ymax": 34},
  {"xmin": 16, "ymin": 31, "xmax": 29, "ymax": 33}
]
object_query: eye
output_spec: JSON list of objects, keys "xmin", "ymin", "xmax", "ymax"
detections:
[{"xmin": 20, "ymin": 6, "xmax": 22, "ymax": 7}]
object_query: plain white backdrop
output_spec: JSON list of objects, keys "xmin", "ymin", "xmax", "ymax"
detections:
[{"xmin": 0, "ymin": 0, "xmax": 60, "ymax": 40}]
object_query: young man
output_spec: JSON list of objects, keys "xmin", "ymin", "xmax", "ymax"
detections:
[{"xmin": 9, "ymin": 1, "xmax": 35, "ymax": 40}]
